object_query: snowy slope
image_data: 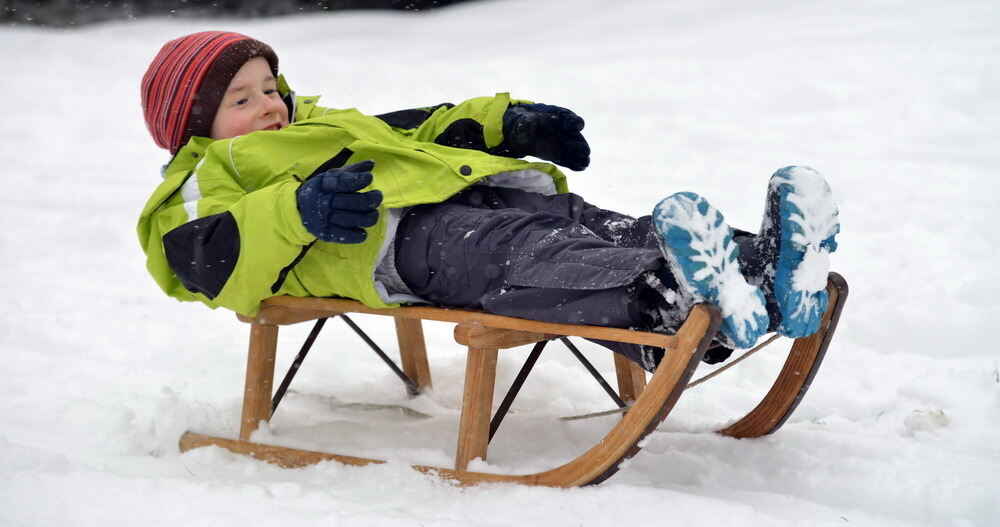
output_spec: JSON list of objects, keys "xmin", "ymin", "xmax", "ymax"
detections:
[{"xmin": 1, "ymin": 0, "xmax": 998, "ymax": 525}]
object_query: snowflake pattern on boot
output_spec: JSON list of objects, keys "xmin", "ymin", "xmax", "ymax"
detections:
[
  {"xmin": 653, "ymin": 192, "xmax": 769, "ymax": 348},
  {"xmin": 758, "ymin": 166, "xmax": 840, "ymax": 338}
]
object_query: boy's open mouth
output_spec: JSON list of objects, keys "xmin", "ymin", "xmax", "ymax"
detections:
[{"xmin": 262, "ymin": 122, "xmax": 283, "ymax": 131}]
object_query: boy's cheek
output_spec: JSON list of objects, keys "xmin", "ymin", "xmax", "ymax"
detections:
[{"xmin": 211, "ymin": 112, "xmax": 247, "ymax": 139}]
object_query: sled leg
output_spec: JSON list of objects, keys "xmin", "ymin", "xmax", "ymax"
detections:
[
  {"xmin": 614, "ymin": 354, "xmax": 647, "ymax": 404},
  {"xmin": 455, "ymin": 346, "xmax": 498, "ymax": 471},
  {"xmin": 718, "ymin": 273, "xmax": 848, "ymax": 438},
  {"xmin": 240, "ymin": 322, "xmax": 278, "ymax": 441},
  {"xmin": 395, "ymin": 317, "xmax": 432, "ymax": 393}
]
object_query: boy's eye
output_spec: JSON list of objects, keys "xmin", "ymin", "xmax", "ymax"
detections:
[
  {"xmin": 264, "ymin": 89, "xmax": 278, "ymax": 96},
  {"xmin": 234, "ymin": 98, "xmax": 249, "ymax": 106}
]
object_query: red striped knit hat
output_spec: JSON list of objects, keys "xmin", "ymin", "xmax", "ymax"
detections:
[{"xmin": 141, "ymin": 31, "xmax": 279, "ymax": 154}]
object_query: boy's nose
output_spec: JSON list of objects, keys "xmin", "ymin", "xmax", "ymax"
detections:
[{"xmin": 262, "ymin": 95, "xmax": 284, "ymax": 115}]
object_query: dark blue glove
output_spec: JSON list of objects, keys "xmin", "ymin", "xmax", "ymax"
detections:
[
  {"xmin": 296, "ymin": 160, "xmax": 383, "ymax": 244},
  {"xmin": 502, "ymin": 103, "xmax": 591, "ymax": 171}
]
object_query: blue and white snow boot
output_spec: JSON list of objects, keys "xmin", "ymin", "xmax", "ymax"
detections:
[
  {"xmin": 653, "ymin": 192, "xmax": 769, "ymax": 349},
  {"xmin": 759, "ymin": 166, "xmax": 840, "ymax": 338}
]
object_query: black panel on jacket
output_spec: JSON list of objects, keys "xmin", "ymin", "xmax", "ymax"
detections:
[
  {"xmin": 375, "ymin": 103, "xmax": 454, "ymax": 130},
  {"xmin": 309, "ymin": 148, "xmax": 355, "ymax": 178},
  {"xmin": 434, "ymin": 118, "xmax": 517, "ymax": 157},
  {"xmin": 434, "ymin": 118, "xmax": 487, "ymax": 150},
  {"xmin": 282, "ymin": 93, "xmax": 295, "ymax": 123},
  {"xmin": 163, "ymin": 212, "xmax": 240, "ymax": 300}
]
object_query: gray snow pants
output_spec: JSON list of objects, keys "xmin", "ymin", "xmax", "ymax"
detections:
[{"xmin": 394, "ymin": 186, "xmax": 678, "ymax": 369}]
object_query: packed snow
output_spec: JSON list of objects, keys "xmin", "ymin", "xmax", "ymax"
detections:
[{"xmin": 2, "ymin": 0, "xmax": 998, "ymax": 525}]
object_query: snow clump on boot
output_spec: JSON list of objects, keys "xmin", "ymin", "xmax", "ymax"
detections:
[{"xmin": 764, "ymin": 166, "xmax": 840, "ymax": 338}]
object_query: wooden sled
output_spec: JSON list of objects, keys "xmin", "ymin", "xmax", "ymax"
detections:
[{"xmin": 180, "ymin": 273, "xmax": 848, "ymax": 486}]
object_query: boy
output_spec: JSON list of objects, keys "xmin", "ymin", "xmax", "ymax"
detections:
[{"xmin": 138, "ymin": 31, "xmax": 840, "ymax": 370}]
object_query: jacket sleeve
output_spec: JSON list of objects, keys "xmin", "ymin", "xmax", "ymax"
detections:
[
  {"xmin": 142, "ymin": 144, "xmax": 317, "ymax": 317},
  {"xmin": 373, "ymin": 93, "xmax": 531, "ymax": 155}
]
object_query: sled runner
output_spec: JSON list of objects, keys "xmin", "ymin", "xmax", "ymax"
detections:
[{"xmin": 179, "ymin": 273, "xmax": 847, "ymax": 486}]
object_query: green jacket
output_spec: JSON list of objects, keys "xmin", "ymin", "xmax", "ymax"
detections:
[{"xmin": 137, "ymin": 80, "xmax": 569, "ymax": 316}]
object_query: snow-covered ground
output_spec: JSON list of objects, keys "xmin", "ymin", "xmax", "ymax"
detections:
[{"xmin": 2, "ymin": 0, "xmax": 998, "ymax": 525}]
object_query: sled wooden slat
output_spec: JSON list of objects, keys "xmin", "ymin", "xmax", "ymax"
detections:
[
  {"xmin": 180, "ymin": 274, "xmax": 847, "ymax": 487},
  {"xmin": 245, "ymin": 297, "xmax": 679, "ymax": 350},
  {"xmin": 453, "ymin": 322, "xmax": 551, "ymax": 350}
]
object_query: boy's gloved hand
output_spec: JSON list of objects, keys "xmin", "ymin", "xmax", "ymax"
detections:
[
  {"xmin": 502, "ymin": 103, "xmax": 591, "ymax": 171},
  {"xmin": 296, "ymin": 160, "xmax": 383, "ymax": 244}
]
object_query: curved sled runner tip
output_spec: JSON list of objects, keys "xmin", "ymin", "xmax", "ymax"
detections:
[{"xmin": 718, "ymin": 272, "xmax": 848, "ymax": 438}]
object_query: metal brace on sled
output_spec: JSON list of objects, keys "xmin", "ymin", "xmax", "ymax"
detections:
[{"xmin": 179, "ymin": 273, "xmax": 848, "ymax": 487}]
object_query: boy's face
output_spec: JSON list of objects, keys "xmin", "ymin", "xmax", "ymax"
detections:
[{"xmin": 210, "ymin": 57, "xmax": 289, "ymax": 140}]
